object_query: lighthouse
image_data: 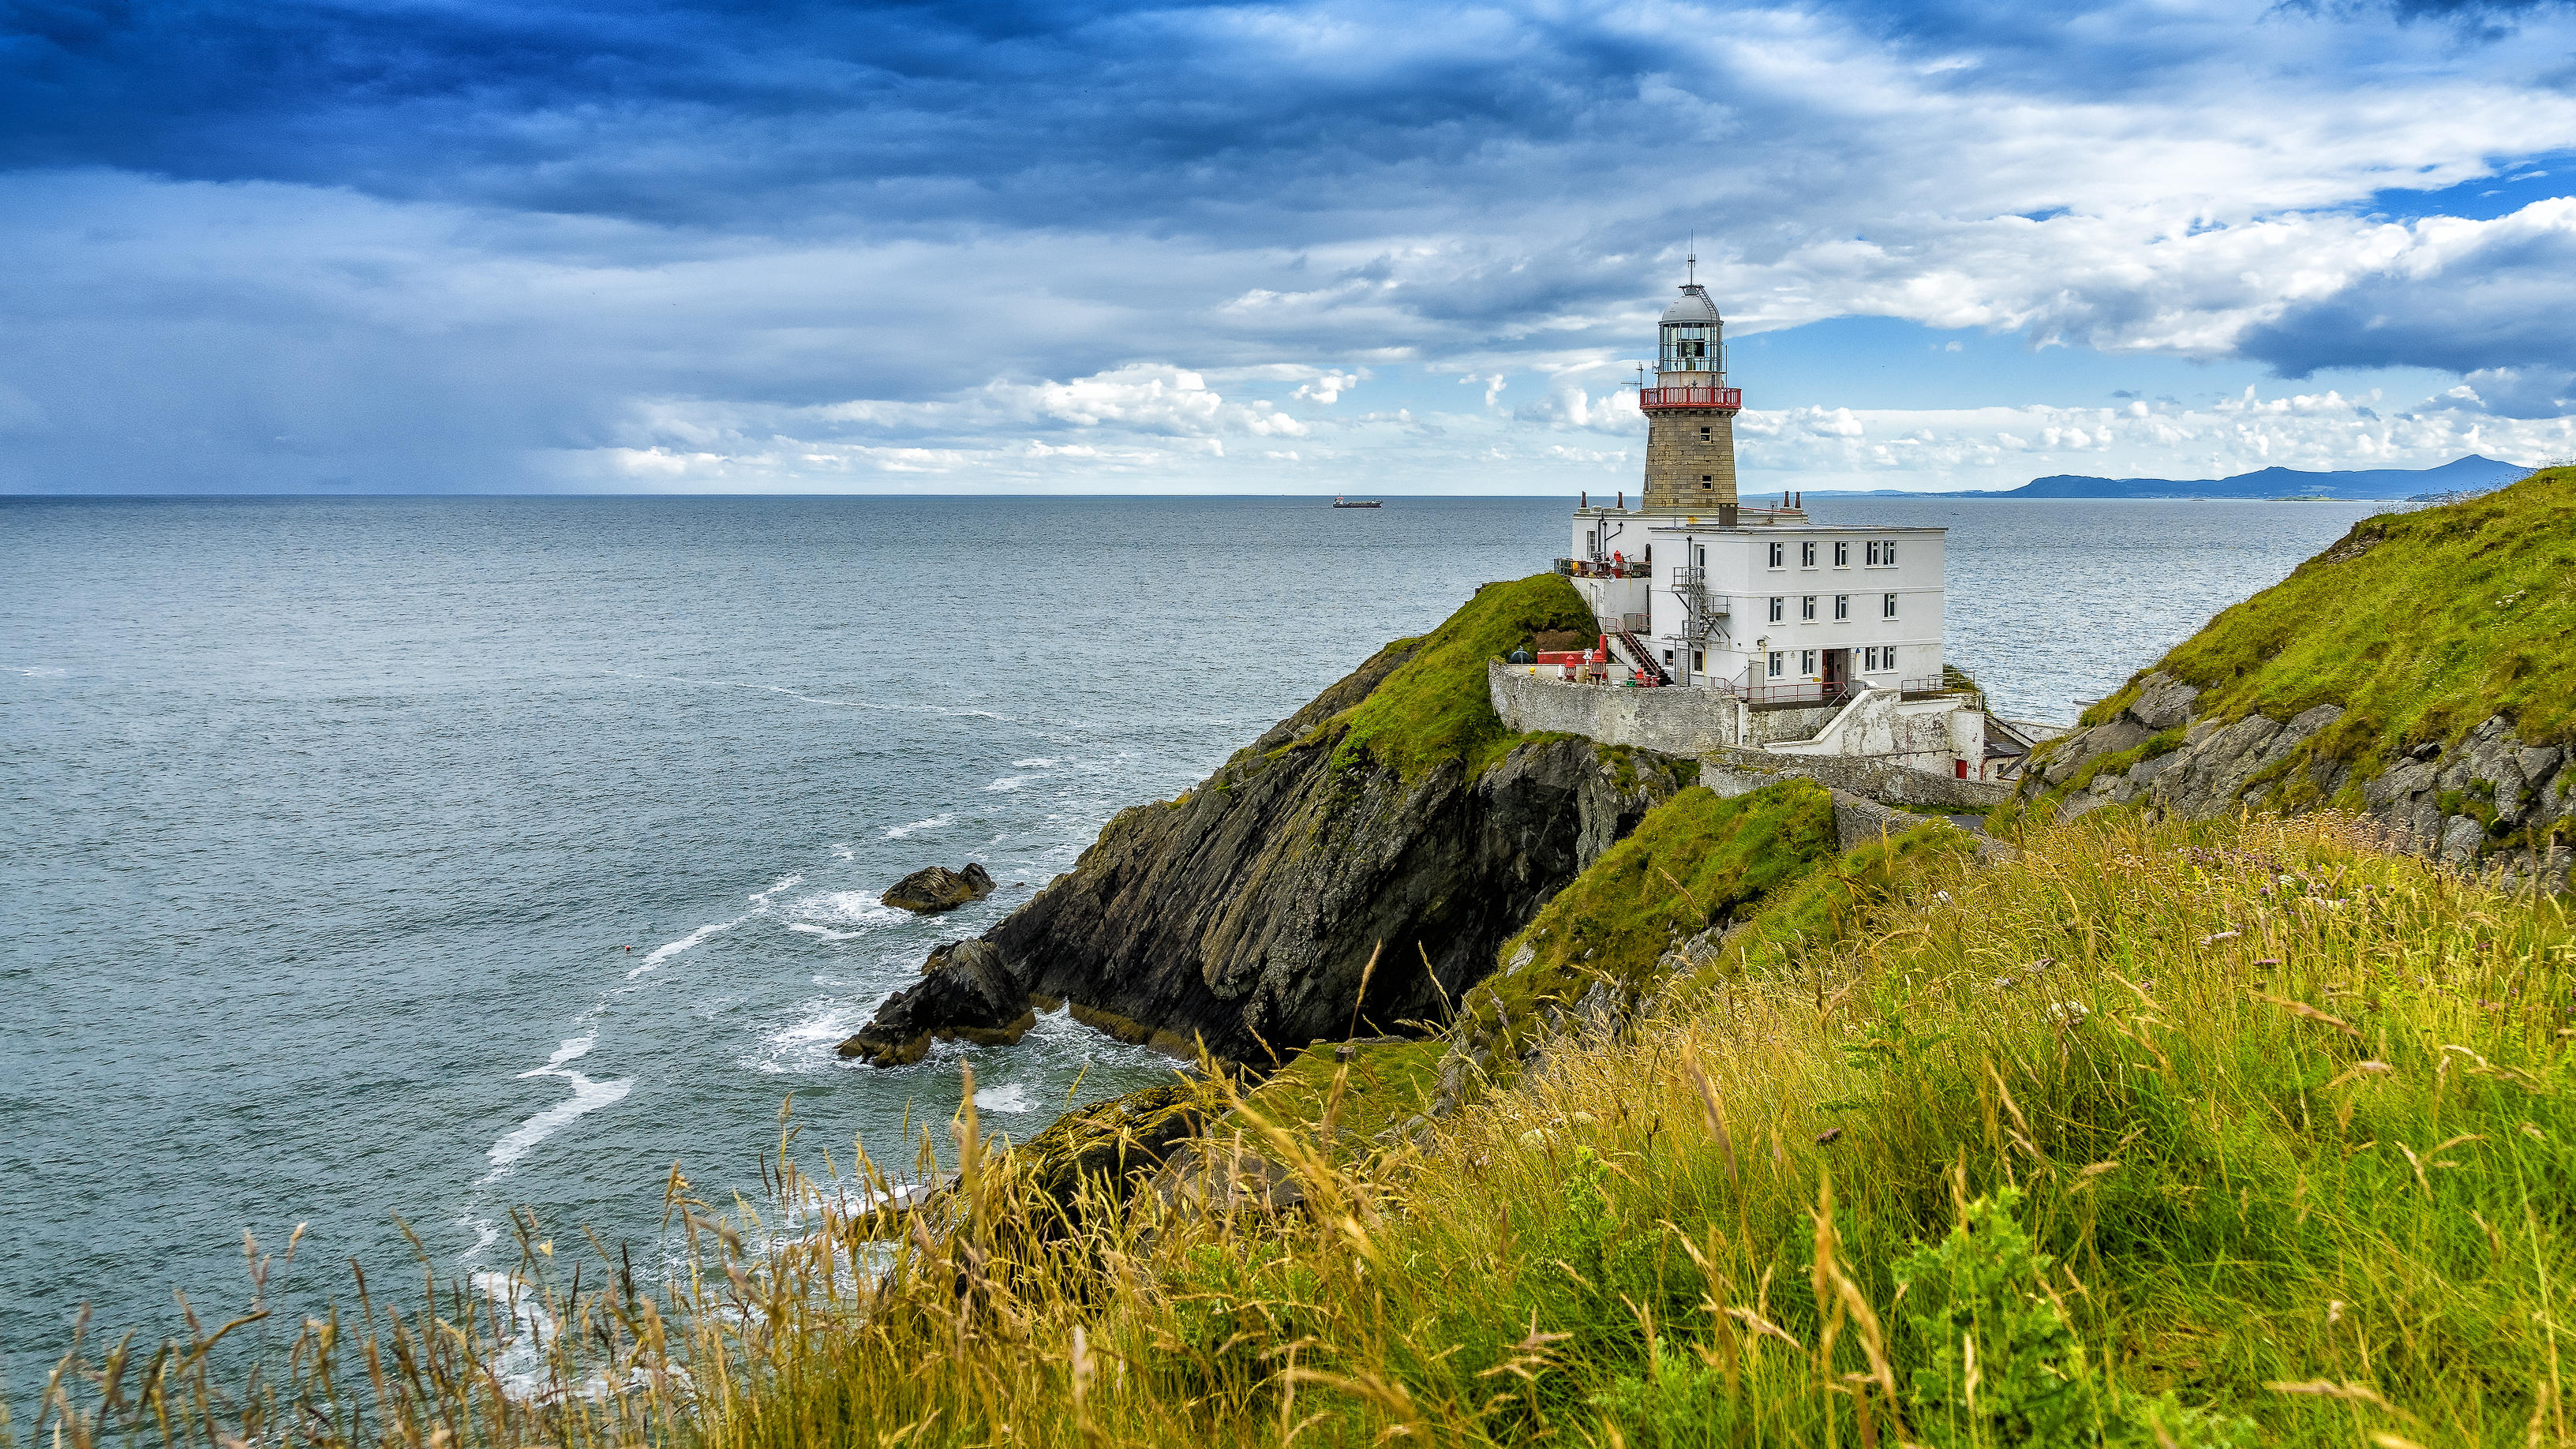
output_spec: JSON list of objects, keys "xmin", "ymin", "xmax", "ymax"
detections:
[
  {"xmin": 1639, "ymin": 256, "xmax": 1742, "ymax": 522},
  {"xmin": 1558, "ymin": 261, "xmax": 1954, "ymax": 710}
]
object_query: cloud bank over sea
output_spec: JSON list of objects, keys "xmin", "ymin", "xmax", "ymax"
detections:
[{"xmin": 5, "ymin": 0, "xmax": 2575, "ymax": 493}]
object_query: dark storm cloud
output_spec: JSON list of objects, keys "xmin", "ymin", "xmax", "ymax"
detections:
[
  {"xmin": 3, "ymin": 0, "xmax": 1678, "ymax": 236},
  {"xmin": 6, "ymin": 0, "xmax": 2576, "ymax": 491}
]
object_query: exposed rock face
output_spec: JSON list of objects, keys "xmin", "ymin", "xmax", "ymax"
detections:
[
  {"xmin": 836, "ymin": 939, "xmax": 1034, "ymax": 1066},
  {"xmin": 2025, "ymin": 670, "xmax": 2571, "ymax": 891},
  {"xmin": 851, "ymin": 640, "xmax": 1695, "ymax": 1065},
  {"xmin": 882, "ymin": 863, "xmax": 995, "ymax": 914}
]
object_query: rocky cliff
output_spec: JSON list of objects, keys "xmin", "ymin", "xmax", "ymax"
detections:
[
  {"xmin": 841, "ymin": 575, "xmax": 1699, "ymax": 1067},
  {"xmin": 2017, "ymin": 467, "xmax": 2576, "ymax": 892}
]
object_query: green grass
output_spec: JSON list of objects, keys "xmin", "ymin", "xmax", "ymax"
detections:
[
  {"xmin": 28, "ymin": 811, "xmax": 2576, "ymax": 1449},
  {"xmin": 1230, "ymin": 1038, "xmax": 1449, "ymax": 1148},
  {"xmin": 1676, "ymin": 814, "xmax": 1981, "ymax": 987},
  {"xmin": 1456, "ymin": 781, "xmax": 1840, "ymax": 1061},
  {"xmin": 1329, "ymin": 572, "xmax": 1597, "ymax": 779},
  {"xmin": 2080, "ymin": 466, "xmax": 2576, "ymax": 790}
]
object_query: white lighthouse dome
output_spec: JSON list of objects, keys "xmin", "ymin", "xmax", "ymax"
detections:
[{"xmin": 1661, "ymin": 285, "xmax": 1721, "ymax": 324}]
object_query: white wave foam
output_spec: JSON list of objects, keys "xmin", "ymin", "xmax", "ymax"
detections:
[
  {"xmin": 830, "ymin": 842, "xmax": 856, "ymax": 861},
  {"xmin": 984, "ymin": 776, "xmax": 1031, "ymax": 792},
  {"xmin": 487, "ymin": 1070, "xmax": 634, "ymax": 1172},
  {"xmin": 1011, "ymin": 757, "xmax": 1061, "ymax": 768},
  {"xmin": 9, "ymin": 666, "xmax": 67, "ymax": 678},
  {"xmin": 972, "ymin": 1083, "xmax": 1035, "ymax": 1114},
  {"xmin": 790, "ymin": 891, "xmax": 911, "ymax": 928},
  {"xmin": 882, "ymin": 814, "xmax": 952, "ymax": 838},
  {"xmin": 628, "ymin": 913, "xmax": 748, "ymax": 979},
  {"xmin": 787, "ymin": 923, "xmax": 863, "ymax": 940},
  {"xmin": 530, "ymin": 1035, "xmax": 596, "ymax": 1070},
  {"xmin": 749, "ymin": 874, "xmax": 803, "ymax": 904}
]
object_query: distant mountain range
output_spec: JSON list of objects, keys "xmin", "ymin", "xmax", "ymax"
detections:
[{"xmin": 1808, "ymin": 454, "xmax": 2536, "ymax": 500}]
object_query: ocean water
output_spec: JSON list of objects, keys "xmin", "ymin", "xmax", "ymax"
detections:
[{"xmin": 0, "ymin": 493, "xmax": 2379, "ymax": 1383}]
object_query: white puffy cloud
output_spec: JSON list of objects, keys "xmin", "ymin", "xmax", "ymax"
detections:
[{"xmin": 1731, "ymin": 387, "xmax": 2576, "ymax": 492}]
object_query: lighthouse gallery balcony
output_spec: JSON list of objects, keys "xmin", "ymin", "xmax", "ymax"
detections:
[{"xmin": 1638, "ymin": 385, "xmax": 1741, "ymax": 411}]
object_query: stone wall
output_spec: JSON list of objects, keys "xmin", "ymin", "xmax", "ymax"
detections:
[
  {"xmin": 1491, "ymin": 661, "xmax": 1750, "ymax": 755},
  {"xmin": 1758, "ymin": 687, "xmax": 1982, "ymax": 773},
  {"xmin": 1702, "ymin": 745, "xmax": 2011, "ymax": 810},
  {"xmin": 1643, "ymin": 407, "xmax": 1737, "ymax": 510}
]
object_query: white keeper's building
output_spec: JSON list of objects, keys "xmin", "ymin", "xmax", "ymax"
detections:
[{"xmin": 1494, "ymin": 261, "xmax": 2026, "ymax": 790}]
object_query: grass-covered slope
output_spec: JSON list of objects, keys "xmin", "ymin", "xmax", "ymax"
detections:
[
  {"xmin": 2089, "ymin": 465, "xmax": 2576, "ymax": 775},
  {"xmin": 1329, "ymin": 571, "xmax": 1597, "ymax": 778},
  {"xmin": 43, "ymin": 810, "xmax": 2576, "ymax": 1448},
  {"xmin": 1458, "ymin": 781, "xmax": 1840, "ymax": 1061}
]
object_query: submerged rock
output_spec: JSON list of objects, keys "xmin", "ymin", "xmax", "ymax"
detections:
[{"xmin": 882, "ymin": 862, "xmax": 996, "ymax": 913}]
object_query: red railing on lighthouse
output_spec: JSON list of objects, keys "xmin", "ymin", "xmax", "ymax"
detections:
[{"xmin": 1639, "ymin": 385, "xmax": 1742, "ymax": 411}]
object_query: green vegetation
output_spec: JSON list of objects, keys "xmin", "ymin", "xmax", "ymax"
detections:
[
  {"xmin": 1458, "ymin": 781, "xmax": 1840, "ymax": 1061},
  {"xmin": 1230, "ymin": 1038, "xmax": 1448, "ymax": 1148},
  {"xmin": 1330, "ymin": 571, "xmax": 1597, "ymax": 778},
  {"xmin": 48, "ymin": 810, "xmax": 2576, "ymax": 1449},
  {"xmin": 2082, "ymin": 466, "xmax": 2576, "ymax": 784},
  {"xmin": 1678, "ymin": 815, "xmax": 1978, "ymax": 987}
]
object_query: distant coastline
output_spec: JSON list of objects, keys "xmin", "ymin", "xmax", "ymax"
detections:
[{"xmin": 1799, "ymin": 452, "xmax": 2533, "ymax": 502}]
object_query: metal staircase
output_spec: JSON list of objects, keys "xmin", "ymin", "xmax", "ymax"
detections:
[
  {"xmin": 1672, "ymin": 566, "xmax": 1727, "ymax": 642},
  {"xmin": 1608, "ymin": 629, "xmax": 1670, "ymax": 685}
]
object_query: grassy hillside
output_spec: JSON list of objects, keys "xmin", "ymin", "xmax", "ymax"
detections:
[
  {"xmin": 2086, "ymin": 465, "xmax": 2576, "ymax": 784},
  {"xmin": 1458, "ymin": 781, "xmax": 1840, "ymax": 1061},
  {"xmin": 33, "ymin": 810, "xmax": 2576, "ymax": 1448},
  {"xmin": 1329, "ymin": 571, "xmax": 1597, "ymax": 779}
]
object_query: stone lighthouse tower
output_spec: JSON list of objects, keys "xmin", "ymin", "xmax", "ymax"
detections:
[{"xmin": 1639, "ymin": 256, "xmax": 1741, "ymax": 521}]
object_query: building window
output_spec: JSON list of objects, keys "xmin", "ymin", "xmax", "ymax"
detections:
[
  {"xmin": 1586, "ymin": 528, "xmax": 1597, "ymax": 555},
  {"xmin": 1701, "ymin": 475, "xmax": 1713, "ymax": 489},
  {"xmin": 1833, "ymin": 541, "xmax": 1849, "ymax": 567},
  {"xmin": 1801, "ymin": 541, "xmax": 1817, "ymax": 567},
  {"xmin": 1864, "ymin": 646, "xmax": 1895, "ymax": 673},
  {"xmin": 1864, "ymin": 541, "xmax": 1881, "ymax": 566},
  {"xmin": 1769, "ymin": 596, "xmax": 1785, "ymax": 623},
  {"xmin": 1882, "ymin": 593, "xmax": 1899, "ymax": 619},
  {"xmin": 1768, "ymin": 651, "xmax": 1785, "ymax": 679},
  {"xmin": 1801, "ymin": 595, "xmax": 1817, "ymax": 620},
  {"xmin": 1699, "ymin": 425, "xmax": 1711, "ymax": 440},
  {"xmin": 1692, "ymin": 650, "xmax": 1705, "ymax": 672},
  {"xmin": 1696, "ymin": 545, "xmax": 1705, "ymax": 568},
  {"xmin": 1883, "ymin": 539, "xmax": 1897, "ymax": 565},
  {"xmin": 1768, "ymin": 542, "xmax": 1784, "ymax": 568},
  {"xmin": 1833, "ymin": 593, "xmax": 1849, "ymax": 620},
  {"xmin": 1800, "ymin": 649, "xmax": 1817, "ymax": 676}
]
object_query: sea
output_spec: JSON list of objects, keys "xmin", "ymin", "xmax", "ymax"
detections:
[{"xmin": 0, "ymin": 493, "xmax": 2383, "ymax": 1387}]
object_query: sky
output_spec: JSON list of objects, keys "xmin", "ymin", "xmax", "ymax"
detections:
[{"xmin": 6, "ymin": 0, "xmax": 2576, "ymax": 495}]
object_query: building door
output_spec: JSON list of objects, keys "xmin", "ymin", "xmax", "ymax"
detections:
[{"xmin": 1823, "ymin": 649, "xmax": 1848, "ymax": 686}]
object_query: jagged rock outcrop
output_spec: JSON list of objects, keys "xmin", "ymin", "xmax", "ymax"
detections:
[
  {"xmin": 837, "ymin": 939, "xmax": 1034, "ymax": 1065},
  {"xmin": 852, "ymin": 634, "xmax": 1696, "ymax": 1065},
  {"xmin": 882, "ymin": 862, "xmax": 996, "ymax": 913},
  {"xmin": 2025, "ymin": 670, "xmax": 2571, "ymax": 891}
]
